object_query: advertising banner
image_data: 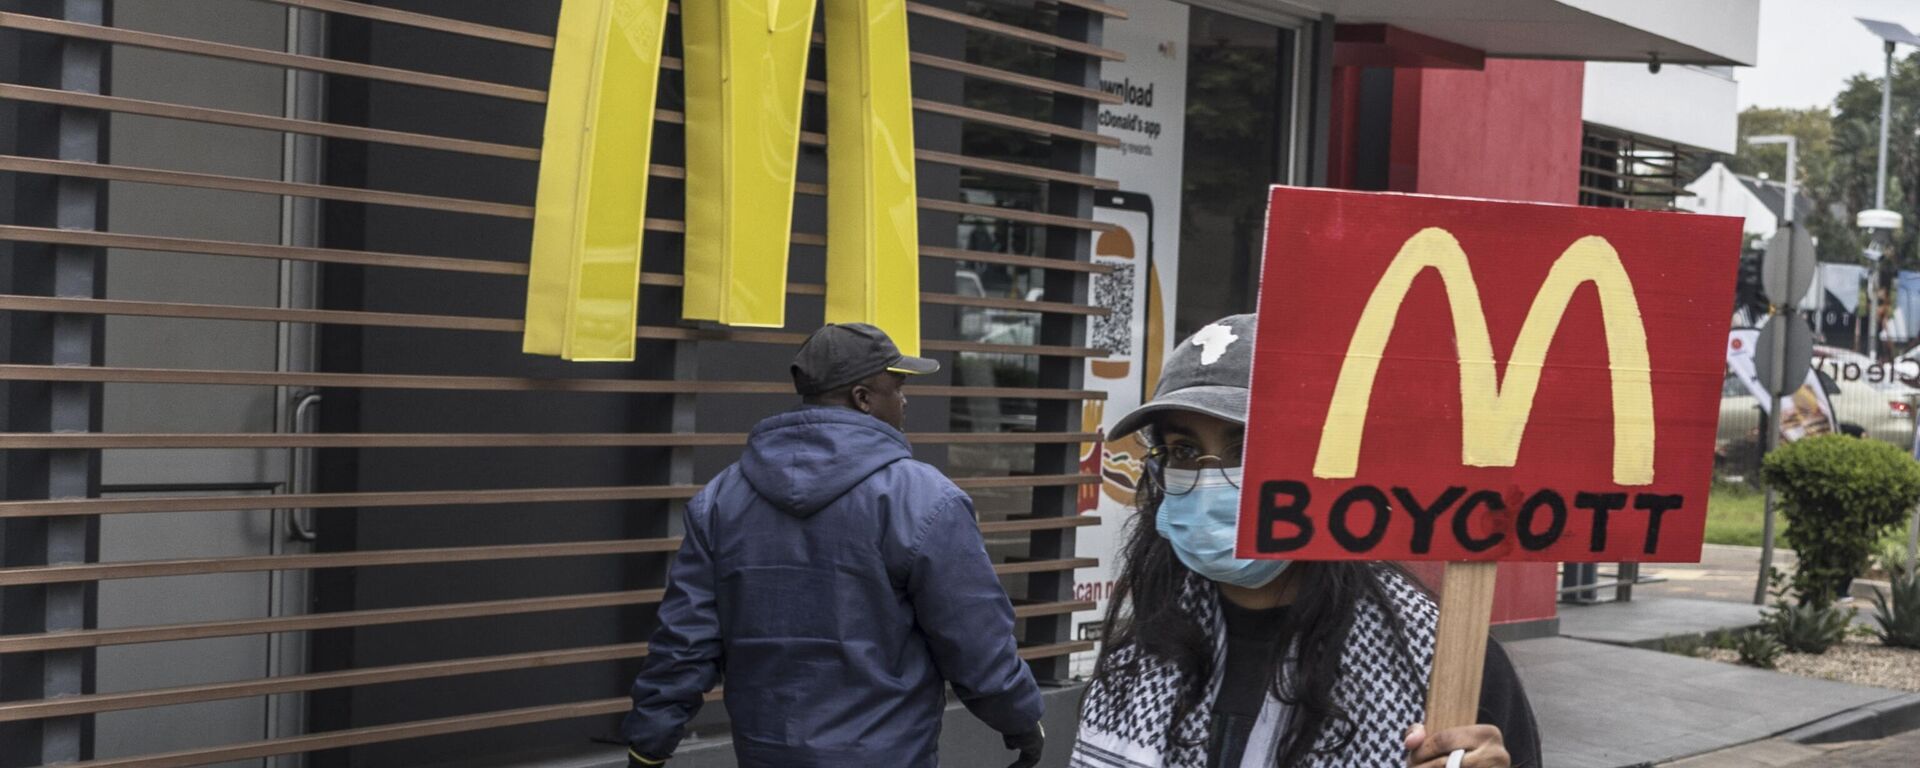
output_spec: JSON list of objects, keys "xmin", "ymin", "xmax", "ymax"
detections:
[
  {"xmin": 1725, "ymin": 327, "xmax": 1836, "ymax": 443},
  {"xmin": 1072, "ymin": 0, "xmax": 1189, "ymax": 672},
  {"xmin": 1240, "ymin": 187, "xmax": 1742, "ymax": 563}
]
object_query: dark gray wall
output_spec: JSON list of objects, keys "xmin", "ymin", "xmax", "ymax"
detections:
[
  {"xmin": 314, "ymin": 2, "xmax": 672, "ymax": 766},
  {"xmin": 313, "ymin": 1, "xmax": 969, "ymax": 766},
  {"xmin": 0, "ymin": 6, "xmax": 56, "ymax": 763}
]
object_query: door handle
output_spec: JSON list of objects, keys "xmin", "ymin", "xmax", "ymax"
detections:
[{"xmin": 288, "ymin": 391, "xmax": 322, "ymax": 542}]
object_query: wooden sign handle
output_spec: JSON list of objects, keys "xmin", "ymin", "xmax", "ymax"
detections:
[{"xmin": 1424, "ymin": 561, "xmax": 1499, "ymax": 733}]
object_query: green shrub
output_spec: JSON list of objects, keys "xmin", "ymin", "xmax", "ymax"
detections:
[
  {"xmin": 1735, "ymin": 629, "xmax": 1785, "ymax": 669},
  {"xmin": 1761, "ymin": 435, "xmax": 1920, "ymax": 603},
  {"xmin": 1659, "ymin": 634, "xmax": 1706, "ymax": 657},
  {"xmin": 1757, "ymin": 566, "xmax": 1852, "ymax": 654},
  {"xmin": 1762, "ymin": 597, "xmax": 1852, "ymax": 654},
  {"xmin": 1873, "ymin": 537, "xmax": 1913, "ymax": 581},
  {"xmin": 1707, "ymin": 628, "xmax": 1740, "ymax": 651},
  {"xmin": 1870, "ymin": 570, "xmax": 1920, "ymax": 649}
]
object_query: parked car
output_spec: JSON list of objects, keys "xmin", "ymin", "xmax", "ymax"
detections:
[
  {"xmin": 1718, "ymin": 368, "xmax": 1918, "ymax": 459},
  {"xmin": 1814, "ymin": 344, "xmax": 1920, "ymax": 392},
  {"xmin": 950, "ymin": 268, "xmax": 1041, "ymax": 433},
  {"xmin": 1829, "ymin": 375, "xmax": 1918, "ymax": 447}
]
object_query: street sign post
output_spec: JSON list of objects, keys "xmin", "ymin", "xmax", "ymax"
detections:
[
  {"xmin": 1761, "ymin": 225, "xmax": 1816, "ymax": 309},
  {"xmin": 1741, "ymin": 152, "xmax": 1819, "ymax": 598},
  {"xmin": 1754, "ymin": 313, "xmax": 1814, "ymax": 399},
  {"xmin": 1752, "ymin": 229, "xmax": 1815, "ymax": 603}
]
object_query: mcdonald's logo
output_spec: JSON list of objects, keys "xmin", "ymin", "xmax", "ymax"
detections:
[
  {"xmin": 1312, "ymin": 227, "xmax": 1655, "ymax": 486},
  {"xmin": 523, "ymin": 0, "xmax": 921, "ymax": 362},
  {"xmin": 1237, "ymin": 188, "xmax": 1743, "ymax": 564}
]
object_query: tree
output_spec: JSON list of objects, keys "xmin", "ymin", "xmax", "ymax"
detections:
[
  {"xmin": 1821, "ymin": 51, "xmax": 1920, "ymax": 270},
  {"xmin": 1735, "ymin": 107, "xmax": 1855, "ymax": 265},
  {"xmin": 1679, "ymin": 106, "xmax": 1831, "ymax": 187},
  {"xmin": 1723, "ymin": 107, "xmax": 1834, "ymax": 183},
  {"xmin": 1683, "ymin": 107, "xmax": 1855, "ymax": 264}
]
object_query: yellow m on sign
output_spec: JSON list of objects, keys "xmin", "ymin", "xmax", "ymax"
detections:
[
  {"xmin": 524, "ymin": 0, "xmax": 921, "ymax": 361},
  {"xmin": 1311, "ymin": 227, "xmax": 1657, "ymax": 486}
]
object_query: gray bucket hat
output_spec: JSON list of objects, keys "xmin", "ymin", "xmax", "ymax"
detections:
[{"xmin": 1109, "ymin": 313, "xmax": 1256, "ymax": 441}]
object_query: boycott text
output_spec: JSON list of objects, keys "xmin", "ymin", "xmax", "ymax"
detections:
[{"xmin": 1257, "ymin": 482, "xmax": 1686, "ymax": 557}]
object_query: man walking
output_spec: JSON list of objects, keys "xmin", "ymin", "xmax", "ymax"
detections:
[{"xmin": 623, "ymin": 323, "xmax": 1047, "ymax": 768}]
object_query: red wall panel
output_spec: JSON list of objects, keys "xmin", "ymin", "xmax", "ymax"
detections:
[
  {"xmin": 1404, "ymin": 59, "xmax": 1585, "ymax": 204},
  {"xmin": 1330, "ymin": 55, "xmax": 1586, "ymax": 627}
]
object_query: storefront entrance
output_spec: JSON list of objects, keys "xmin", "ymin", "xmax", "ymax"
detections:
[{"xmin": 1068, "ymin": 0, "xmax": 1330, "ymax": 673}]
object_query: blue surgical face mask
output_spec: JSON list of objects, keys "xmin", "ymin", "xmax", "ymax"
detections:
[{"xmin": 1154, "ymin": 467, "xmax": 1289, "ymax": 589}]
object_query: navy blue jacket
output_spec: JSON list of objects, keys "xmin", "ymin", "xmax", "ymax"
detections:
[{"xmin": 622, "ymin": 406, "xmax": 1043, "ymax": 767}]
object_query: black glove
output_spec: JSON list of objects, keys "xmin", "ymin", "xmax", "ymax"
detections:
[{"xmin": 1004, "ymin": 724, "xmax": 1045, "ymax": 768}]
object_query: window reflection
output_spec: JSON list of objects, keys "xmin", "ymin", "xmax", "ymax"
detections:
[{"xmin": 1175, "ymin": 9, "xmax": 1289, "ymax": 340}]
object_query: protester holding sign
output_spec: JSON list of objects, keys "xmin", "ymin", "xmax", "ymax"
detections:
[{"xmin": 1069, "ymin": 315, "xmax": 1540, "ymax": 768}]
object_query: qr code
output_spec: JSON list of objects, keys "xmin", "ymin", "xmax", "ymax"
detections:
[{"xmin": 1090, "ymin": 263, "xmax": 1136, "ymax": 356}]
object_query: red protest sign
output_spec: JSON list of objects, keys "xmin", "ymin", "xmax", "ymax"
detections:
[{"xmin": 1239, "ymin": 187, "xmax": 1743, "ymax": 563}]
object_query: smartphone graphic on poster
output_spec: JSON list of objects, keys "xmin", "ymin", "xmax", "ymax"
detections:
[
  {"xmin": 1091, "ymin": 190, "xmax": 1154, "ymax": 389},
  {"xmin": 1077, "ymin": 190, "xmax": 1158, "ymax": 655}
]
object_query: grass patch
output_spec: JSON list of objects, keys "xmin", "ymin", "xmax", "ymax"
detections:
[
  {"xmin": 1706, "ymin": 481, "xmax": 1913, "ymax": 551},
  {"xmin": 1706, "ymin": 482, "xmax": 1771, "ymax": 547}
]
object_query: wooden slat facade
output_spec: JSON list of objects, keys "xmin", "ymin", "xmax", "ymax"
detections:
[{"xmin": 0, "ymin": 1, "xmax": 1108, "ymax": 765}]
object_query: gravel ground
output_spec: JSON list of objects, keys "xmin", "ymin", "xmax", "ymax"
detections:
[{"xmin": 1700, "ymin": 637, "xmax": 1920, "ymax": 692}]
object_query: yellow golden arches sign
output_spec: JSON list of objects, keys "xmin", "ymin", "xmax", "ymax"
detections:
[
  {"xmin": 677, "ymin": 0, "xmax": 818, "ymax": 333},
  {"xmin": 1311, "ymin": 227, "xmax": 1656, "ymax": 486},
  {"xmin": 524, "ymin": 0, "xmax": 669, "ymax": 362},
  {"xmin": 823, "ymin": 0, "xmax": 921, "ymax": 355},
  {"xmin": 524, "ymin": 0, "xmax": 923, "ymax": 361}
]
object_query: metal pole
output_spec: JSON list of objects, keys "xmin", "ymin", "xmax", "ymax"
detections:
[
  {"xmin": 1907, "ymin": 506, "xmax": 1918, "ymax": 578},
  {"xmin": 1877, "ymin": 41, "xmax": 1894, "ymax": 211},
  {"xmin": 1871, "ymin": 268, "xmax": 1882, "ymax": 361},
  {"xmin": 1870, "ymin": 42, "xmax": 1894, "ymax": 362},
  {"xmin": 1755, "ymin": 316, "xmax": 1787, "ymax": 604},
  {"xmin": 1782, "ymin": 137, "xmax": 1797, "ymax": 225},
  {"xmin": 1756, "ymin": 406, "xmax": 1779, "ymax": 604},
  {"xmin": 1744, "ymin": 129, "xmax": 1799, "ymax": 602},
  {"xmin": 1904, "ymin": 410, "xmax": 1920, "ymax": 579}
]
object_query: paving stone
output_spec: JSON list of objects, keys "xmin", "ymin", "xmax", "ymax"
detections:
[
  {"xmin": 1508, "ymin": 637, "xmax": 1902, "ymax": 768},
  {"xmin": 1558, "ymin": 597, "xmax": 1764, "ymax": 647}
]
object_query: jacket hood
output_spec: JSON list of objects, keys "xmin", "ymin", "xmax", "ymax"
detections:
[{"xmin": 739, "ymin": 406, "xmax": 913, "ymax": 518}]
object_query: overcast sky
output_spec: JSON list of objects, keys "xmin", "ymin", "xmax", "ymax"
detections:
[{"xmin": 1735, "ymin": 0, "xmax": 1920, "ymax": 110}]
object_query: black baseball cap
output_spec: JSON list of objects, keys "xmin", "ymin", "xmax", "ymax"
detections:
[
  {"xmin": 1109, "ymin": 313, "xmax": 1256, "ymax": 441},
  {"xmin": 791, "ymin": 323, "xmax": 940, "ymax": 395}
]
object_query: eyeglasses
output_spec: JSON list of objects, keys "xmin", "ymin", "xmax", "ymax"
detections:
[{"xmin": 1143, "ymin": 443, "xmax": 1241, "ymax": 495}]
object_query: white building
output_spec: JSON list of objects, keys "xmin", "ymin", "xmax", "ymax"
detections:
[{"xmin": 1677, "ymin": 161, "xmax": 1817, "ymax": 241}]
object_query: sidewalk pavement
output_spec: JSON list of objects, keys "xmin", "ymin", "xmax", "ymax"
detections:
[
  {"xmin": 1662, "ymin": 729, "xmax": 1920, "ymax": 768},
  {"xmin": 1778, "ymin": 728, "xmax": 1920, "ymax": 767},
  {"xmin": 1517, "ymin": 544, "xmax": 1918, "ymax": 768},
  {"xmin": 1558, "ymin": 596, "xmax": 1762, "ymax": 647},
  {"xmin": 1511, "ymin": 636, "xmax": 1909, "ymax": 768},
  {"xmin": 1632, "ymin": 543, "xmax": 1795, "ymax": 604}
]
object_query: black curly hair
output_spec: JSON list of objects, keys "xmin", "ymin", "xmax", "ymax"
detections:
[{"xmin": 1085, "ymin": 457, "xmax": 1427, "ymax": 766}]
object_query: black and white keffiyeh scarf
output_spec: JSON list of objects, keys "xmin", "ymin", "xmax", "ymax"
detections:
[{"xmin": 1070, "ymin": 567, "xmax": 1439, "ymax": 768}]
